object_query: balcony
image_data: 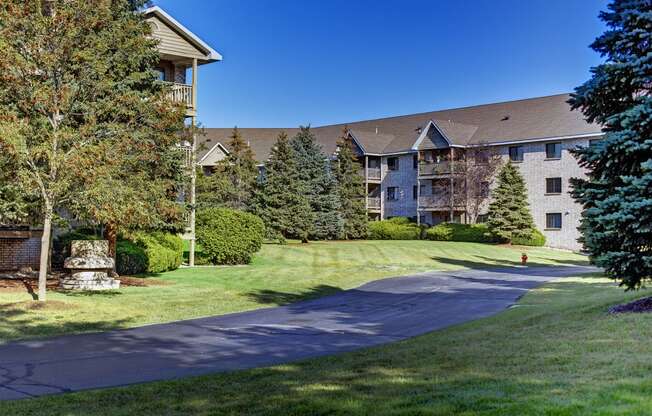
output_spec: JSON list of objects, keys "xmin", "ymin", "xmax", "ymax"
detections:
[
  {"xmin": 165, "ymin": 82, "xmax": 193, "ymax": 109},
  {"xmin": 367, "ymin": 197, "xmax": 381, "ymax": 210},
  {"xmin": 419, "ymin": 195, "xmax": 465, "ymax": 209},
  {"xmin": 418, "ymin": 161, "xmax": 463, "ymax": 177},
  {"xmin": 367, "ymin": 167, "xmax": 381, "ymax": 181},
  {"xmin": 178, "ymin": 144, "xmax": 193, "ymax": 169}
]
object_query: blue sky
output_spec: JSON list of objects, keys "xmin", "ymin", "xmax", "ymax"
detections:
[{"xmin": 153, "ymin": 0, "xmax": 608, "ymax": 128}]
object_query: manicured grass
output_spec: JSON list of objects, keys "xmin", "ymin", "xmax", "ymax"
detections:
[
  {"xmin": 0, "ymin": 240, "xmax": 586, "ymax": 343},
  {"xmin": 3, "ymin": 273, "xmax": 651, "ymax": 415}
]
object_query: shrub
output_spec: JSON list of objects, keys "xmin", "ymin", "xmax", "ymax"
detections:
[
  {"xmin": 196, "ymin": 207, "xmax": 265, "ymax": 265},
  {"xmin": 425, "ymin": 223, "xmax": 494, "ymax": 243},
  {"xmin": 115, "ymin": 240, "xmax": 147, "ymax": 275},
  {"xmin": 512, "ymin": 229, "xmax": 546, "ymax": 246},
  {"xmin": 368, "ymin": 217, "xmax": 421, "ymax": 240},
  {"xmin": 127, "ymin": 231, "xmax": 184, "ymax": 274}
]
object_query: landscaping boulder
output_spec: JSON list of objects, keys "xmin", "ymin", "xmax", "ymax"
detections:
[{"xmin": 61, "ymin": 240, "xmax": 120, "ymax": 290}]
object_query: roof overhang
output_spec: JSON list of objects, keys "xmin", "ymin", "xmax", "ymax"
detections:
[{"xmin": 143, "ymin": 6, "xmax": 222, "ymax": 63}]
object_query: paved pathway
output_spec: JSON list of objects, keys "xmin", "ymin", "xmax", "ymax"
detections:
[{"xmin": 0, "ymin": 265, "xmax": 595, "ymax": 400}]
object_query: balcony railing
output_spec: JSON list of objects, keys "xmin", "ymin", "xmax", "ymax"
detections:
[
  {"xmin": 367, "ymin": 167, "xmax": 381, "ymax": 180},
  {"xmin": 418, "ymin": 195, "xmax": 465, "ymax": 209},
  {"xmin": 367, "ymin": 197, "xmax": 381, "ymax": 209},
  {"xmin": 165, "ymin": 82, "xmax": 193, "ymax": 108},
  {"xmin": 178, "ymin": 144, "xmax": 193, "ymax": 169},
  {"xmin": 418, "ymin": 161, "xmax": 464, "ymax": 176}
]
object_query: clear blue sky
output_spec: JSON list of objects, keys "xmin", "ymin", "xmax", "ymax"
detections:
[{"xmin": 153, "ymin": 0, "xmax": 608, "ymax": 128}]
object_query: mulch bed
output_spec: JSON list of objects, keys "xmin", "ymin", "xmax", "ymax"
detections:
[
  {"xmin": 0, "ymin": 271, "xmax": 168, "ymax": 294},
  {"xmin": 609, "ymin": 296, "xmax": 652, "ymax": 314}
]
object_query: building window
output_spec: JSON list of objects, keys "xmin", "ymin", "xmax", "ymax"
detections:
[
  {"xmin": 546, "ymin": 177, "xmax": 562, "ymax": 194},
  {"xmin": 387, "ymin": 157, "xmax": 399, "ymax": 171},
  {"xmin": 545, "ymin": 142, "xmax": 562, "ymax": 159},
  {"xmin": 412, "ymin": 185, "xmax": 418, "ymax": 200},
  {"xmin": 546, "ymin": 213, "xmax": 562, "ymax": 229},
  {"xmin": 155, "ymin": 68, "xmax": 166, "ymax": 81},
  {"xmin": 508, "ymin": 145, "xmax": 523, "ymax": 162},
  {"xmin": 419, "ymin": 215, "xmax": 426, "ymax": 225},
  {"xmin": 479, "ymin": 181, "xmax": 490, "ymax": 198},
  {"xmin": 413, "ymin": 154, "xmax": 418, "ymax": 169},
  {"xmin": 387, "ymin": 187, "xmax": 398, "ymax": 201},
  {"xmin": 476, "ymin": 214, "xmax": 489, "ymax": 223},
  {"xmin": 589, "ymin": 139, "xmax": 602, "ymax": 148},
  {"xmin": 475, "ymin": 151, "xmax": 489, "ymax": 165}
]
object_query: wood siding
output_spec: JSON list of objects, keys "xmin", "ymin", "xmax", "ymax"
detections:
[{"xmin": 148, "ymin": 15, "xmax": 206, "ymax": 60}]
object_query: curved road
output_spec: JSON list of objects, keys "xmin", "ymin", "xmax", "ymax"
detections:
[{"xmin": 0, "ymin": 265, "xmax": 594, "ymax": 400}]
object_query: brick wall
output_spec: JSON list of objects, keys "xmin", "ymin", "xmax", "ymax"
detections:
[{"xmin": 0, "ymin": 234, "xmax": 42, "ymax": 271}]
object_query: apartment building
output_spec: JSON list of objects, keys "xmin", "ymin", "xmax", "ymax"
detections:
[
  {"xmin": 143, "ymin": 6, "xmax": 221, "ymax": 265},
  {"xmin": 199, "ymin": 94, "xmax": 602, "ymax": 251}
]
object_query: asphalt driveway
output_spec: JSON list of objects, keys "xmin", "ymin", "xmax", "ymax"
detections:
[{"xmin": 0, "ymin": 264, "xmax": 595, "ymax": 400}]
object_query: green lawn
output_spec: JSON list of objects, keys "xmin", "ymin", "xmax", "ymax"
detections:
[
  {"xmin": 0, "ymin": 240, "xmax": 586, "ymax": 343},
  {"xmin": 3, "ymin": 273, "xmax": 651, "ymax": 415}
]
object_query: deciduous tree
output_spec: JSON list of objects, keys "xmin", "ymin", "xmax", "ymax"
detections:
[{"xmin": 0, "ymin": 0, "xmax": 184, "ymax": 300}]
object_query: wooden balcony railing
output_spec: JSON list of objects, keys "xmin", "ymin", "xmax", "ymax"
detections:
[
  {"xmin": 367, "ymin": 197, "xmax": 381, "ymax": 209},
  {"xmin": 165, "ymin": 82, "xmax": 193, "ymax": 108},
  {"xmin": 418, "ymin": 195, "xmax": 465, "ymax": 209},
  {"xmin": 418, "ymin": 161, "xmax": 463, "ymax": 176},
  {"xmin": 178, "ymin": 144, "xmax": 193, "ymax": 169},
  {"xmin": 367, "ymin": 167, "xmax": 381, "ymax": 180}
]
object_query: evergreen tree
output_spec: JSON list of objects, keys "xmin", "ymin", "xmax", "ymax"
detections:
[
  {"xmin": 569, "ymin": 0, "xmax": 652, "ymax": 290},
  {"xmin": 291, "ymin": 126, "xmax": 343, "ymax": 240},
  {"xmin": 199, "ymin": 127, "xmax": 258, "ymax": 210},
  {"xmin": 487, "ymin": 163, "xmax": 536, "ymax": 243},
  {"xmin": 334, "ymin": 128, "xmax": 368, "ymax": 239},
  {"xmin": 252, "ymin": 132, "xmax": 313, "ymax": 242}
]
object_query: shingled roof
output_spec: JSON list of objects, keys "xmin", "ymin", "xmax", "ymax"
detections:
[{"xmin": 200, "ymin": 93, "xmax": 602, "ymax": 162}]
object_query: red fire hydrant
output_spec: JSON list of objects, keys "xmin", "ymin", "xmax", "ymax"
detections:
[{"xmin": 521, "ymin": 253, "xmax": 528, "ymax": 265}]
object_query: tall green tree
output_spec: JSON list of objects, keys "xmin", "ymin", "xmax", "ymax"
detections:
[
  {"xmin": 334, "ymin": 128, "xmax": 368, "ymax": 239},
  {"xmin": 487, "ymin": 163, "xmax": 536, "ymax": 243},
  {"xmin": 197, "ymin": 127, "xmax": 258, "ymax": 210},
  {"xmin": 569, "ymin": 0, "xmax": 652, "ymax": 290},
  {"xmin": 291, "ymin": 126, "xmax": 343, "ymax": 240},
  {"xmin": 0, "ymin": 0, "xmax": 184, "ymax": 300},
  {"xmin": 252, "ymin": 132, "xmax": 312, "ymax": 242}
]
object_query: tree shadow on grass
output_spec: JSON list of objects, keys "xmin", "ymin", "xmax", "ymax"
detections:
[
  {"xmin": 430, "ymin": 256, "xmax": 592, "ymax": 273},
  {"xmin": 247, "ymin": 285, "xmax": 343, "ymax": 306}
]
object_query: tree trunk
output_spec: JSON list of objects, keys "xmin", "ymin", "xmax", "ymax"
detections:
[
  {"xmin": 37, "ymin": 207, "xmax": 53, "ymax": 302},
  {"xmin": 104, "ymin": 222, "xmax": 118, "ymax": 275}
]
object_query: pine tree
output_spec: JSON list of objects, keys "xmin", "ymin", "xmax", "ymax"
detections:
[
  {"xmin": 252, "ymin": 132, "xmax": 313, "ymax": 242},
  {"xmin": 291, "ymin": 126, "xmax": 343, "ymax": 240},
  {"xmin": 334, "ymin": 128, "xmax": 368, "ymax": 239},
  {"xmin": 569, "ymin": 0, "xmax": 652, "ymax": 290},
  {"xmin": 487, "ymin": 163, "xmax": 536, "ymax": 243},
  {"xmin": 202, "ymin": 127, "xmax": 258, "ymax": 210}
]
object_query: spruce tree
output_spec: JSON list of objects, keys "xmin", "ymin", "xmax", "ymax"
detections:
[
  {"xmin": 334, "ymin": 129, "xmax": 368, "ymax": 239},
  {"xmin": 291, "ymin": 126, "xmax": 343, "ymax": 240},
  {"xmin": 205, "ymin": 127, "xmax": 259, "ymax": 210},
  {"xmin": 487, "ymin": 163, "xmax": 536, "ymax": 243},
  {"xmin": 569, "ymin": 0, "xmax": 652, "ymax": 290},
  {"xmin": 252, "ymin": 132, "xmax": 313, "ymax": 242}
]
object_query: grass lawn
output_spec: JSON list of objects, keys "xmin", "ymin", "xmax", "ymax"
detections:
[
  {"xmin": 3, "ymin": 273, "xmax": 651, "ymax": 415},
  {"xmin": 0, "ymin": 240, "xmax": 586, "ymax": 343}
]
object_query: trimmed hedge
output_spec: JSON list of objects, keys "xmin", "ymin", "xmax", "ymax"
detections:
[
  {"xmin": 122, "ymin": 231, "xmax": 184, "ymax": 274},
  {"xmin": 425, "ymin": 223, "xmax": 494, "ymax": 243},
  {"xmin": 196, "ymin": 207, "xmax": 265, "ymax": 265},
  {"xmin": 368, "ymin": 217, "xmax": 422, "ymax": 240},
  {"xmin": 512, "ymin": 229, "xmax": 546, "ymax": 247}
]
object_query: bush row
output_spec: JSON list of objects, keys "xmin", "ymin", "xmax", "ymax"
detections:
[{"xmin": 368, "ymin": 217, "xmax": 545, "ymax": 246}]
